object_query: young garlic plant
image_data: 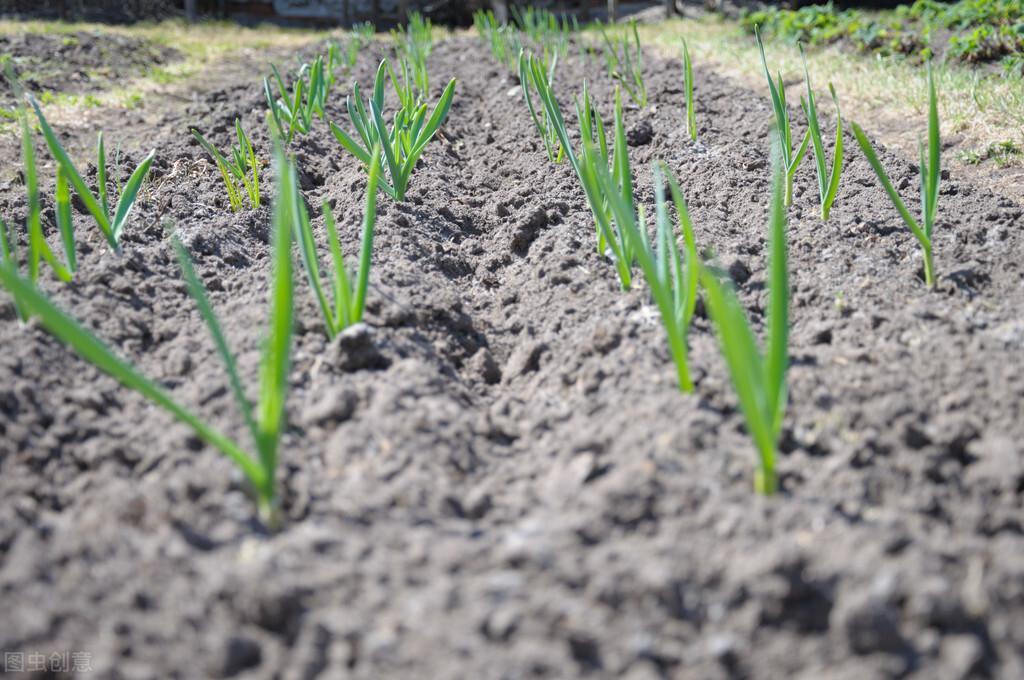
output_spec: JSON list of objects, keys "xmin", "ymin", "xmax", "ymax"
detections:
[
  {"xmin": 0, "ymin": 145, "xmax": 298, "ymax": 525},
  {"xmin": 474, "ymin": 10, "xmax": 516, "ymax": 70},
  {"xmin": 329, "ymin": 58, "xmax": 456, "ymax": 201},
  {"xmin": 755, "ymin": 26, "xmax": 809, "ymax": 207},
  {"xmin": 29, "ymin": 96, "xmax": 154, "ymax": 253},
  {"xmin": 511, "ymin": 4, "xmax": 572, "ymax": 56},
  {"xmin": 336, "ymin": 22, "xmax": 374, "ymax": 75},
  {"xmin": 0, "ymin": 108, "xmax": 73, "ymax": 322},
  {"xmin": 518, "ymin": 48, "xmax": 564, "ymax": 164},
  {"xmin": 293, "ymin": 146, "xmax": 382, "ymax": 340},
  {"xmin": 701, "ymin": 144, "xmax": 789, "ymax": 495},
  {"xmin": 851, "ymin": 63, "xmax": 941, "ymax": 287},
  {"xmin": 591, "ymin": 155, "xmax": 701, "ymax": 392},
  {"xmin": 800, "ymin": 48, "xmax": 843, "ymax": 221},
  {"xmin": 580, "ymin": 86, "xmax": 638, "ymax": 291},
  {"xmin": 524, "ymin": 53, "xmax": 634, "ymax": 290},
  {"xmin": 265, "ymin": 54, "xmax": 330, "ymax": 144},
  {"xmin": 191, "ymin": 119, "xmax": 261, "ymax": 212},
  {"xmin": 682, "ymin": 38, "xmax": 697, "ymax": 142},
  {"xmin": 392, "ymin": 11, "xmax": 433, "ymax": 100},
  {"xmin": 575, "ymin": 80, "xmax": 614, "ymax": 255},
  {"xmin": 601, "ymin": 20, "xmax": 647, "ymax": 108}
]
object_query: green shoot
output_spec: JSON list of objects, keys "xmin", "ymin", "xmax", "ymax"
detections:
[
  {"xmin": 682, "ymin": 38, "xmax": 696, "ymax": 142},
  {"xmin": 353, "ymin": 21, "xmax": 375, "ymax": 47},
  {"xmin": 342, "ymin": 37, "xmax": 360, "ymax": 73},
  {"xmin": 325, "ymin": 41, "xmax": 341, "ymax": 85},
  {"xmin": 0, "ymin": 145, "xmax": 297, "ymax": 525},
  {"xmin": 573, "ymin": 82, "xmax": 633, "ymax": 289},
  {"xmin": 293, "ymin": 145, "xmax": 382, "ymax": 340},
  {"xmin": 329, "ymin": 58, "xmax": 456, "ymax": 201},
  {"xmin": 601, "ymin": 21, "xmax": 647, "ymax": 108},
  {"xmin": 20, "ymin": 106, "xmax": 73, "ymax": 286},
  {"xmin": 474, "ymin": 10, "xmax": 517, "ymax": 70},
  {"xmin": 339, "ymin": 23, "xmax": 374, "ymax": 75},
  {"xmin": 575, "ymin": 80, "xmax": 611, "ymax": 252},
  {"xmin": 799, "ymin": 47, "xmax": 843, "ymax": 221},
  {"xmin": 28, "ymin": 96, "xmax": 154, "ymax": 252},
  {"xmin": 191, "ymin": 119, "xmax": 261, "ymax": 212},
  {"xmin": 0, "ymin": 219, "xmax": 13, "ymax": 271},
  {"xmin": 392, "ymin": 11, "xmax": 433, "ymax": 99},
  {"xmin": 573, "ymin": 16, "xmax": 590, "ymax": 66},
  {"xmin": 526, "ymin": 53, "xmax": 633, "ymax": 289},
  {"xmin": 851, "ymin": 64, "xmax": 940, "ymax": 288},
  {"xmin": 755, "ymin": 26, "xmax": 810, "ymax": 206},
  {"xmin": 596, "ymin": 85, "xmax": 639, "ymax": 290},
  {"xmin": 518, "ymin": 49, "xmax": 564, "ymax": 164},
  {"xmin": 589, "ymin": 154, "xmax": 700, "ymax": 392},
  {"xmin": 55, "ymin": 164, "xmax": 76, "ymax": 273},
  {"xmin": 510, "ymin": 5, "xmax": 572, "ymax": 57},
  {"xmin": 264, "ymin": 54, "xmax": 330, "ymax": 144},
  {"xmin": 701, "ymin": 145, "xmax": 789, "ymax": 495},
  {"xmin": 0, "ymin": 219, "xmax": 24, "ymax": 320},
  {"xmin": 474, "ymin": 8, "xmax": 573, "ymax": 73}
]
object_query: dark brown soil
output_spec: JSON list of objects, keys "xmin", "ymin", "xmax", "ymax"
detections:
[
  {"xmin": 1, "ymin": 30, "xmax": 1023, "ymax": 680},
  {"xmin": 0, "ymin": 30, "xmax": 179, "ymax": 109}
]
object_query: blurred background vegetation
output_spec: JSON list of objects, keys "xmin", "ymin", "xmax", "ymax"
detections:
[{"xmin": 2, "ymin": 0, "xmax": 1023, "ymax": 178}]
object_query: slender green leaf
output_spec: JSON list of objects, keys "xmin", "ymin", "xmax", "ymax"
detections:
[
  {"xmin": 0, "ymin": 263, "xmax": 267, "ymax": 492},
  {"xmin": 28, "ymin": 96, "xmax": 114, "ymax": 247},
  {"xmin": 55, "ymin": 165, "xmax": 77, "ymax": 274},
  {"xmin": 291, "ymin": 162, "xmax": 336, "ymax": 337},
  {"xmin": 850, "ymin": 122, "xmax": 928, "ymax": 247},
  {"xmin": 97, "ymin": 132, "xmax": 109, "ymax": 219},
  {"xmin": 682, "ymin": 38, "xmax": 696, "ymax": 142},
  {"xmin": 352, "ymin": 145, "xmax": 382, "ymax": 322},
  {"xmin": 110, "ymin": 151, "xmax": 154, "ymax": 242},
  {"xmin": 256, "ymin": 146, "xmax": 296, "ymax": 510},
  {"xmin": 172, "ymin": 233, "xmax": 259, "ymax": 445},
  {"xmin": 925, "ymin": 62, "xmax": 940, "ymax": 238},
  {"xmin": 323, "ymin": 201, "xmax": 352, "ymax": 329},
  {"xmin": 764, "ymin": 150, "xmax": 789, "ymax": 434}
]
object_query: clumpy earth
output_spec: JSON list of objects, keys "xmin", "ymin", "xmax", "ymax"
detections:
[
  {"xmin": 1, "ymin": 29, "xmax": 1023, "ymax": 680},
  {"xmin": 0, "ymin": 30, "xmax": 180, "ymax": 108}
]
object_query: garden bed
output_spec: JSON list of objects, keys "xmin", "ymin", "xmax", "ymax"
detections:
[{"xmin": 1, "ymin": 26, "xmax": 1023, "ymax": 679}]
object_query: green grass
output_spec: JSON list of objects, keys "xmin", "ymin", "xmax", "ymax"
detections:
[
  {"xmin": 959, "ymin": 139, "xmax": 1023, "ymax": 166},
  {"xmin": 0, "ymin": 19, "xmax": 332, "ymax": 122}
]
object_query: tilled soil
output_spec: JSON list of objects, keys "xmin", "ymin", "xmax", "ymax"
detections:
[
  {"xmin": 1, "ymin": 31, "xmax": 1023, "ymax": 680},
  {"xmin": 0, "ymin": 30, "xmax": 179, "ymax": 109}
]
